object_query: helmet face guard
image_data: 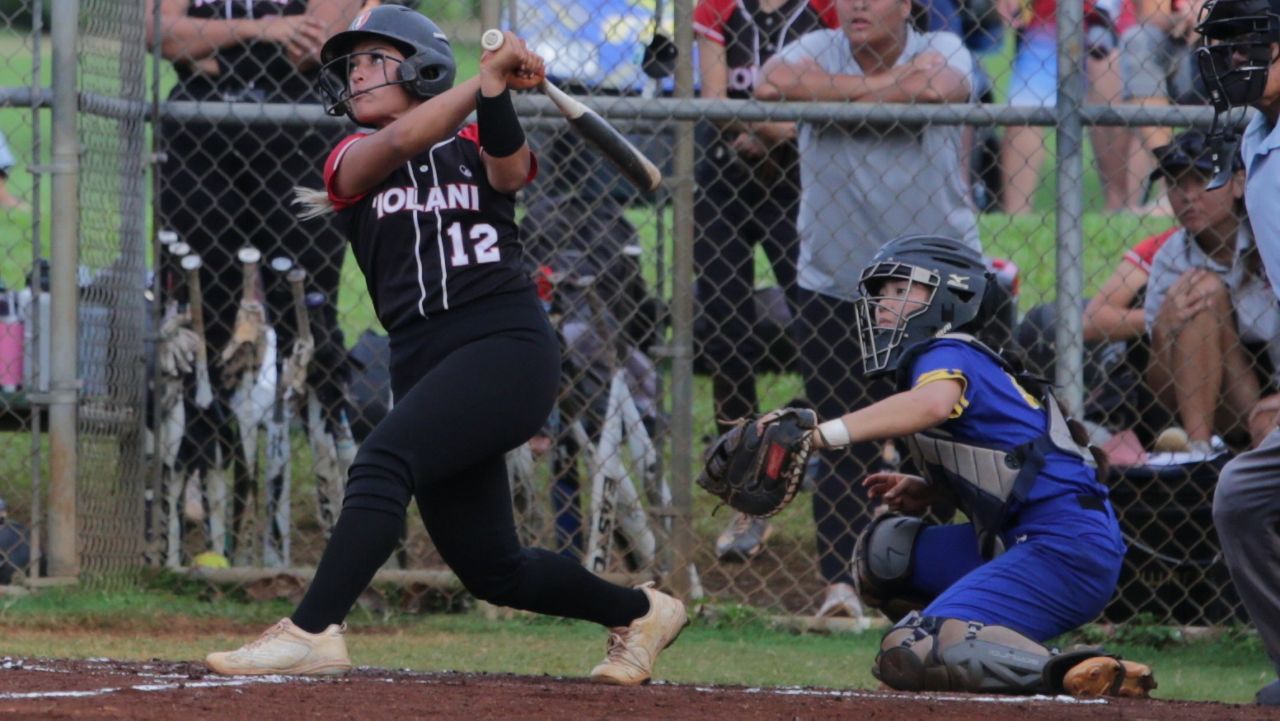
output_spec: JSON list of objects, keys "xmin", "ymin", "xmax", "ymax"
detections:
[
  {"xmin": 1194, "ymin": 0, "xmax": 1280, "ymax": 187},
  {"xmin": 855, "ymin": 262, "xmax": 941, "ymax": 376},
  {"xmin": 1196, "ymin": 15, "xmax": 1276, "ymax": 112},
  {"xmin": 318, "ymin": 7, "xmax": 457, "ymax": 123},
  {"xmin": 852, "ymin": 235, "xmax": 992, "ymax": 378}
]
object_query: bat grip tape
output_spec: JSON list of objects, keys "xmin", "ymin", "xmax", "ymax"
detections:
[{"xmin": 476, "ymin": 88, "xmax": 526, "ymax": 158}]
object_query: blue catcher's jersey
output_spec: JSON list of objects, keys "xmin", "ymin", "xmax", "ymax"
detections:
[{"xmin": 905, "ymin": 338, "xmax": 1111, "ymax": 510}]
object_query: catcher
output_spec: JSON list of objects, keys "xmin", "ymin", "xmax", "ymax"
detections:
[{"xmin": 700, "ymin": 234, "xmax": 1156, "ymax": 698}]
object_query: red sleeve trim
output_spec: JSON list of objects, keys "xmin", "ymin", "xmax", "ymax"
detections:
[
  {"xmin": 1123, "ymin": 226, "xmax": 1178, "ymax": 271},
  {"xmin": 810, "ymin": 0, "xmax": 839, "ymax": 28},
  {"xmin": 694, "ymin": 0, "xmax": 733, "ymax": 43},
  {"xmin": 323, "ymin": 132, "xmax": 371, "ymax": 211}
]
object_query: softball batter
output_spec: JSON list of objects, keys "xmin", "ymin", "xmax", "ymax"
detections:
[{"xmin": 205, "ymin": 6, "xmax": 687, "ymax": 684}]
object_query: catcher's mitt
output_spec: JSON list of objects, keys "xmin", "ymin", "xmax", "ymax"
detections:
[{"xmin": 697, "ymin": 407, "xmax": 817, "ymax": 517}]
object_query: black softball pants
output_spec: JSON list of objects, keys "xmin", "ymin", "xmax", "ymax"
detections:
[{"xmin": 292, "ymin": 290, "xmax": 649, "ymax": 632}]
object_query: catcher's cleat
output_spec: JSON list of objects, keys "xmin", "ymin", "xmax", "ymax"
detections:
[
  {"xmin": 590, "ymin": 583, "xmax": 689, "ymax": 686},
  {"xmin": 1062, "ymin": 656, "xmax": 1156, "ymax": 698},
  {"xmin": 206, "ymin": 618, "xmax": 352, "ymax": 676},
  {"xmin": 715, "ymin": 513, "xmax": 773, "ymax": 562},
  {"xmin": 816, "ymin": 582, "xmax": 866, "ymax": 620}
]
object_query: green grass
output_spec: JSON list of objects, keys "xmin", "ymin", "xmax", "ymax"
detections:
[{"xmin": 0, "ymin": 585, "xmax": 1273, "ymax": 703}]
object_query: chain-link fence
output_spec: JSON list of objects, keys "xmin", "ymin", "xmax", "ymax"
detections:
[{"xmin": 5, "ymin": 0, "xmax": 1263, "ymax": 628}]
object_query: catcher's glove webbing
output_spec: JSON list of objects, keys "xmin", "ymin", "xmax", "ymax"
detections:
[{"xmin": 697, "ymin": 407, "xmax": 817, "ymax": 517}]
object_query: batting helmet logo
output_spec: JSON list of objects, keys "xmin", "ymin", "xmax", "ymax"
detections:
[{"xmin": 350, "ymin": 10, "xmax": 371, "ymax": 30}]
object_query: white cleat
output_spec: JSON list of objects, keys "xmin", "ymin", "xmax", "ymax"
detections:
[
  {"xmin": 590, "ymin": 583, "xmax": 689, "ymax": 686},
  {"xmin": 816, "ymin": 582, "xmax": 866, "ymax": 621},
  {"xmin": 206, "ymin": 618, "xmax": 352, "ymax": 677}
]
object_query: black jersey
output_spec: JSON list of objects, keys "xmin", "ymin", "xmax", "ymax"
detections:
[
  {"xmin": 693, "ymin": 0, "xmax": 837, "ymax": 99},
  {"xmin": 178, "ymin": 0, "xmax": 316, "ymax": 101},
  {"xmin": 325, "ymin": 124, "xmax": 535, "ymax": 335}
]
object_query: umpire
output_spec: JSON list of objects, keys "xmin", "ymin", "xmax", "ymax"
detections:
[{"xmin": 1195, "ymin": 0, "xmax": 1280, "ymax": 706}]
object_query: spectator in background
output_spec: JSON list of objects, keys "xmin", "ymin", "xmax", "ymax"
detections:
[
  {"xmin": 912, "ymin": 0, "xmax": 1006, "ymax": 208},
  {"xmin": 1119, "ymin": 0, "xmax": 1209, "ymax": 210},
  {"xmin": 146, "ymin": 0, "xmax": 362, "ymax": 562},
  {"xmin": 756, "ymin": 0, "xmax": 979, "ymax": 617},
  {"xmin": 0, "ymin": 497, "xmax": 30, "ymax": 585},
  {"xmin": 1084, "ymin": 228, "xmax": 1176, "ymax": 344},
  {"xmin": 693, "ymin": 0, "xmax": 838, "ymax": 562},
  {"xmin": 1069, "ymin": 227, "xmax": 1178, "ymax": 445},
  {"xmin": 1143, "ymin": 132, "xmax": 1280, "ymax": 453},
  {"xmin": 1001, "ymin": 0, "xmax": 1134, "ymax": 214}
]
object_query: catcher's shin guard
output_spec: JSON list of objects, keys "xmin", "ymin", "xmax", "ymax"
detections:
[{"xmin": 874, "ymin": 613, "xmax": 1052, "ymax": 694}]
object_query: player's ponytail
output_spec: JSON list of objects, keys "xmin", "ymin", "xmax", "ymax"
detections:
[{"xmin": 291, "ymin": 186, "xmax": 336, "ymax": 220}]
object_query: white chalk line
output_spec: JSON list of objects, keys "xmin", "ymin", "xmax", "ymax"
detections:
[
  {"xmin": 2, "ymin": 659, "xmax": 1106, "ymax": 706},
  {"xmin": 695, "ymin": 685, "xmax": 1108, "ymax": 705},
  {"xmin": 0, "ymin": 671, "xmax": 313, "ymax": 701}
]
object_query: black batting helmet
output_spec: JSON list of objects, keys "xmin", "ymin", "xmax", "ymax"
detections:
[
  {"xmin": 1195, "ymin": 0, "xmax": 1280, "ymax": 111},
  {"xmin": 854, "ymin": 235, "xmax": 996, "ymax": 376},
  {"xmin": 319, "ymin": 6, "xmax": 457, "ymax": 122}
]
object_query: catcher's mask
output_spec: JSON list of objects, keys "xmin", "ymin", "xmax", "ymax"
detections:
[
  {"xmin": 854, "ymin": 235, "xmax": 994, "ymax": 377},
  {"xmin": 319, "ymin": 5, "xmax": 457, "ymax": 123},
  {"xmin": 1194, "ymin": 0, "xmax": 1280, "ymax": 187}
]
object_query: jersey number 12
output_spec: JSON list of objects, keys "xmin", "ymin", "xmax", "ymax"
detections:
[{"xmin": 446, "ymin": 222, "xmax": 500, "ymax": 267}]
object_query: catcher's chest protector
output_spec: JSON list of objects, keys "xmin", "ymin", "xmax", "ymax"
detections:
[{"xmin": 902, "ymin": 336, "xmax": 1094, "ymax": 559}]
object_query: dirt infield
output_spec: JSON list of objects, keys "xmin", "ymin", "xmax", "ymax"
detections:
[{"xmin": 0, "ymin": 658, "xmax": 1273, "ymax": 720}]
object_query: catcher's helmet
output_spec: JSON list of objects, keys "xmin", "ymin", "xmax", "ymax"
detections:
[
  {"xmin": 854, "ymin": 235, "xmax": 995, "ymax": 376},
  {"xmin": 1195, "ymin": 0, "xmax": 1280, "ymax": 112},
  {"xmin": 319, "ymin": 5, "xmax": 457, "ymax": 122}
]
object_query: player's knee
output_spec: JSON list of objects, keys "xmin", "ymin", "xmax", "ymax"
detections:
[
  {"xmin": 854, "ymin": 513, "xmax": 934, "ymax": 621},
  {"xmin": 1213, "ymin": 462, "xmax": 1257, "ymax": 527},
  {"xmin": 453, "ymin": 553, "xmax": 526, "ymax": 606},
  {"xmin": 341, "ymin": 466, "xmax": 411, "ymax": 521}
]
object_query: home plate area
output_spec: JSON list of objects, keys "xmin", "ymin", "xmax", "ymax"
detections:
[{"xmin": 0, "ymin": 658, "xmax": 1270, "ymax": 720}]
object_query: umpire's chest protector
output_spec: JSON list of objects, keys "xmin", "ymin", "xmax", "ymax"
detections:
[{"xmin": 896, "ymin": 335, "xmax": 1095, "ymax": 559}]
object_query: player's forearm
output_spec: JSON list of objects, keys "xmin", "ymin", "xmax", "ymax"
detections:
[
  {"xmin": 147, "ymin": 18, "xmax": 272, "ymax": 62},
  {"xmin": 699, "ymin": 39, "xmax": 748, "ymax": 134},
  {"xmin": 817, "ymin": 387, "xmax": 955, "ymax": 448},
  {"xmin": 1082, "ymin": 304, "xmax": 1145, "ymax": 343},
  {"xmin": 756, "ymin": 63, "xmax": 967, "ymax": 103}
]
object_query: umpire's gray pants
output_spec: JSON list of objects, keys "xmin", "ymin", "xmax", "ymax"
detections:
[{"xmin": 1215, "ymin": 427, "xmax": 1280, "ymax": 676}]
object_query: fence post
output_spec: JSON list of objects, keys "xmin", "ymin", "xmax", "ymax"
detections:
[
  {"xmin": 1054, "ymin": 0, "xmax": 1086, "ymax": 413},
  {"xmin": 668, "ymin": 0, "xmax": 697, "ymax": 599},
  {"xmin": 46, "ymin": 0, "xmax": 82, "ymax": 579}
]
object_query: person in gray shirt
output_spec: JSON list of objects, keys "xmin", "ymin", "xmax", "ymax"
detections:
[{"xmin": 755, "ymin": 0, "xmax": 981, "ymax": 618}]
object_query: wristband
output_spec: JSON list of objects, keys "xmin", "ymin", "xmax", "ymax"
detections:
[
  {"xmin": 817, "ymin": 418, "xmax": 851, "ymax": 449},
  {"xmin": 476, "ymin": 88, "xmax": 526, "ymax": 158}
]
